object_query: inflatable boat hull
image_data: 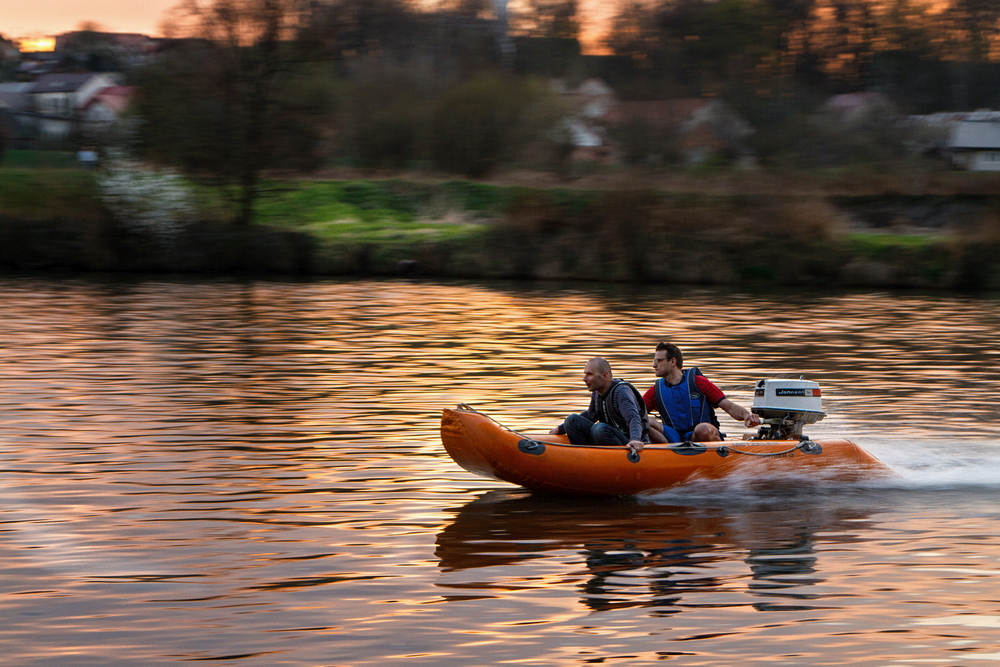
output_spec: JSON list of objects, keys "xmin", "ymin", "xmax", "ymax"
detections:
[{"xmin": 441, "ymin": 407, "xmax": 893, "ymax": 496}]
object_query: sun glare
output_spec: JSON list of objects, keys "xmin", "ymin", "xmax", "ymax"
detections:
[{"xmin": 18, "ymin": 37, "xmax": 56, "ymax": 53}]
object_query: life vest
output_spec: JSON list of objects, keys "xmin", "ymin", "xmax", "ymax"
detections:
[
  {"xmin": 596, "ymin": 379, "xmax": 648, "ymax": 440},
  {"xmin": 653, "ymin": 367, "xmax": 719, "ymax": 439}
]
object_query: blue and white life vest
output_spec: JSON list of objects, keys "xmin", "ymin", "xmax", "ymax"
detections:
[{"xmin": 653, "ymin": 367, "xmax": 719, "ymax": 439}]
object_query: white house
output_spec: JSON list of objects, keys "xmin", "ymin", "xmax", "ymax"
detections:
[
  {"xmin": 28, "ymin": 72, "xmax": 120, "ymax": 140},
  {"xmin": 947, "ymin": 118, "xmax": 1000, "ymax": 171},
  {"xmin": 549, "ymin": 77, "xmax": 619, "ymax": 162},
  {"xmin": 81, "ymin": 85, "xmax": 135, "ymax": 134},
  {"xmin": 574, "ymin": 78, "xmax": 617, "ymax": 120}
]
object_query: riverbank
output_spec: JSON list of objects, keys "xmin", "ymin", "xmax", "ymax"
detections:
[{"xmin": 2, "ymin": 166, "xmax": 999, "ymax": 289}]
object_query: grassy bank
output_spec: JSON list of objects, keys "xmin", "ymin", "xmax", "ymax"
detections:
[
  {"xmin": 0, "ymin": 169, "xmax": 106, "ymax": 221},
  {"xmin": 1, "ymin": 166, "xmax": 999, "ymax": 289},
  {"xmin": 0, "ymin": 150, "xmax": 78, "ymax": 169}
]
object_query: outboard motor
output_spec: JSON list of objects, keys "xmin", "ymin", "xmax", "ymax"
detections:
[{"xmin": 751, "ymin": 378, "xmax": 825, "ymax": 440}]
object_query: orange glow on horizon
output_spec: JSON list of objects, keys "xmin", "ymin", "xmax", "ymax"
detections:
[
  {"xmin": 4, "ymin": 0, "xmax": 613, "ymax": 55},
  {"xmin": 18, "ymin": 37, "xmax": 56, "ymax": 52},
  {"xmin": 2, "ymin": 0, "xmax": 178, "ymax": 40}
]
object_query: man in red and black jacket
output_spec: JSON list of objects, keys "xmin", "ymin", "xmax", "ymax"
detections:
[{"xmin": 641, "ymin": 342, "xmax": 760, "ymax": 447}]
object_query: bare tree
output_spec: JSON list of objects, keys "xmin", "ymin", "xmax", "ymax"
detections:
[{"xmin": 147, "ymin": 0, "xmax": 322, "ymax": 225}]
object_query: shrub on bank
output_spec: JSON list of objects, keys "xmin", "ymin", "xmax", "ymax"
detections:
[
  {"xmin": 98, "ymin": 151, "xmax": 196, "ymax": 239},
  {"xmin": 347, "ymin": 72, "xmax": 429, "ymax": 170},
  {"xmin": 3, "ymin": 166, "xmax": 1000, "ymax": 289},
  {"xmin": 430, "ymin": 74, "xmax": 548, "ymax": 178},
  {"xmin": 247, "ymin": 182, "xmax": 1000, "ymax": 289}
]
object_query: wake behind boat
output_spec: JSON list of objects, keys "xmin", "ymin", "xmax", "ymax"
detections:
[{"xmin": 440, "ymin": 380, "xmax": 893, "ymax": 496}]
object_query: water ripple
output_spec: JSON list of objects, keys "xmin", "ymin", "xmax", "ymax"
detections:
[{"xmin": 1, "ymin": 277, "xmax": 1000, "ymax": 664}]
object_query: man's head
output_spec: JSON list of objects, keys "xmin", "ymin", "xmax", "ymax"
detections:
[
  {"xmin": 583, "ymin": 356, "xmax": 614, "ymax": 393},
  {"xmin": 653, "ymin": 342, "xmax": 683, "ymax": 377}
]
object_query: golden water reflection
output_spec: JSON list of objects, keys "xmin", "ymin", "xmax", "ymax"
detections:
[
  {"xmin": 437, "ymin": 490, "xmax": 876, "ymax": 614},
  {"xmin": 1, "ymin": 276, "xmax": 999, "ymax": 664}
]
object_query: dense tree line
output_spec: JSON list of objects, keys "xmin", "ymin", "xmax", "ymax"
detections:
[
  {"xmin": 597, "ymin": 0, "xmax": 1000, "ymax": 167},
  {"xmin": 604, "ymin": 0, "xmax": 1000, "ymax": 112},
  {"xmin": 132, "ymin": 0, "xmax": 570, "ymax": 223},
  {"xmin": 127, "ymin": 0, "xmax": 1000, "ymax": 223}
]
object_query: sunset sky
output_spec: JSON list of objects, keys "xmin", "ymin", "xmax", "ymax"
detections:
[
  {"xmin": 3, "ymin": 0, "xmax": 181, "ymax": 38},
  {"xmin": 3, "ymin": 0, "xmax": 612, "ymax": 49}
]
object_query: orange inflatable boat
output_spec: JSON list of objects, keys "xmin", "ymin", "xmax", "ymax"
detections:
[{"xmin": 440, "ymin": 404, "xmax": 893, "ymax": 496}]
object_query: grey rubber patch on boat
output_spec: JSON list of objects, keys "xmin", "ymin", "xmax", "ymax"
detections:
[
  {"xmin": 669, "ymin": 441, "xmax": 708, "ymax": 456},
  {"xmin": 518, "ymin": 439, "xmax": 546, "ymax": 455},
  {"xmin": 799, "ymin": 440, "xmax": 823, "ymax": 455}
]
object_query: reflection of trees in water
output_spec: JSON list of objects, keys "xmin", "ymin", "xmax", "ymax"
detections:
[
  {"xmin": 745, "ymin": 536, "xmax": 822, "ymax": 612},
  {"xmin": 580, "ymin": 540, "xmax": 722, "ymax": 614},
  {"xmin": 436, "ymin": 490, "xmax": 875, "ymax": 614},
  {"xmin": 578, "ymin": 533, "xmax": 824, "ymax": 613}
]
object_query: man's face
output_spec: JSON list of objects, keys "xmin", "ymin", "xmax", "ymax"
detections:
[
  {"xmin": 583, "ymin": 361, "xmax": 607, "ymax": 392},
  {"xmin": 652, "ymin": 351, "xmax": 674, "ymax": 377}
]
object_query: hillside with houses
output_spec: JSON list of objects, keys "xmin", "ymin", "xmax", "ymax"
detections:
[
  {"xmin": 6, "ymin": 6, "xmax": 1000, "ymax": 176},
  {"xmin": 5, "ymin": 48, "xmax": 1000, "ymax": 174}
]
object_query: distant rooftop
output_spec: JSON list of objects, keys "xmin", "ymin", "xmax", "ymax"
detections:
[
  {"xmin": 82, "ymin": 85, "xmax": 136, "ymax": 113},
  {"xmin": 29, "ymin": 73, "xmax": 105, "ymax": 94},
  {"xmin": 949, "ymin": 120, "xmax": 1000, "ymax": 149}
]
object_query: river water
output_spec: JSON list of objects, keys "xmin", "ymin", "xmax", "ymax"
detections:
[{"xmin": 2, "ymin": 276, "xmax": 1000, "ymax": 665}]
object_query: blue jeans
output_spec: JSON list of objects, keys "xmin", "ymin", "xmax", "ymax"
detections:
[{"xmin": 563, "ymin": 413, "xmax": 629, "ymax": 446}]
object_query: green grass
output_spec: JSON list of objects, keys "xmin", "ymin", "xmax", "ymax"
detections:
[
  {"xmin": 0, "ymin": 168, "xmax": 513, "ymax": 245},
  {"xmin": 0, "ymin": 165, "xmax": 978, "ymax": 267},
  {"xmin": 301, "ymin": 218, "xmax": 486, "ymax": 243},
  {"xmin": 845, "ymin": 232, "xmax": 939, "ymax": 256},
  {"xmin": 254, "ymin": 182, "xmax": 414, "ymax": 225},
  {"xmin": 254, "ymin": 179, "xmax": 515, "ymax": 223},
  {"xmin": 0, "ymin": 168, "xmax": 103, "ymax": 219},
  {"xmin": 252, "ymin": 179, "xmax": 505, "ymax": 242},
  {"xmin": 844, "ymin": 232, "xmax": 963, "ymax": 284},
  {"xmin": 1, "ymin": 165, "xmax": 997, "ymax": 286},
  {"xmin": 1, "ymin": 150, "xmax": 79, "ymax": 169}
]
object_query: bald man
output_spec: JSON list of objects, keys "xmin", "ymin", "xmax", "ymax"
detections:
[{"xmin": 550, "ymin": 357, "xmax": 649, "ymax": 456}]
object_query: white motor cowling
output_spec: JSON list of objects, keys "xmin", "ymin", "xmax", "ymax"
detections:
[{"xmin": 751, "ymin": 379, "xmax": 825, "ymax": 439}]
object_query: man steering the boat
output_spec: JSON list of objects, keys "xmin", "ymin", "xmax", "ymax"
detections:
[
  {"xmin": 641, "ymin": 342, "xmax": 760, "ymax": 448},
  {"xmin": 549, "ymin": 356, "xmax": 648, "ymax": 456}
]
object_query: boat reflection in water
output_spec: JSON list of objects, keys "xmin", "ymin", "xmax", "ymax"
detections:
[{"xmin": 435, "ymin": 490, "xmax": 877, "ymax": 614}]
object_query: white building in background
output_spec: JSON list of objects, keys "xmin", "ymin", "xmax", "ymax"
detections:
[
  {"xmin": 908, "ymin": 110, "xmax": 1000, "ymax": 170},
  {"xmin": 81, "ymin": 85, "xmax": 135, "ymax": 134},
  {"xmin": 947, "ymin": 118, "xmax": 1000, "ymax": 171},
  {"xmin": 28, "ymin": 72, "xmax": 121, "ymax": 140}
]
